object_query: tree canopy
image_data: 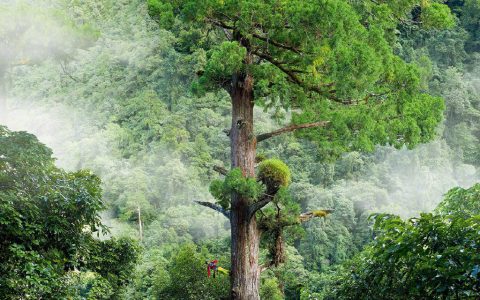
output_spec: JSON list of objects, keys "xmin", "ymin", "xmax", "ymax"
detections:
[
  {"xmin": 0, "ymin": 125, "xmax": 139, "ymax": 299},
  {"xmin": 321, "ymin": 183, "xmax": 480, "ymax": 299},
  {"xmin": 148, "ymin": 0, "xmax": 453, "ymax": 158}
]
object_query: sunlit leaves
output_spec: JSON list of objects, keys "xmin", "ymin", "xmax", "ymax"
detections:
[
  {"xmin": 148, "ymin": 0, "xmax": 451, "ymax": 158},
  {"xmin": 0, "ymin": 126, "xmax": 139, "ymax": 299},
  {"xmin": 327, "ymin": 184, "xmax": 480, "ymax": 299},
  {"xmin": 209, "ymin": 168, "xmax": 265, "ymax": 209},
  {"xmin": 435, "ymin": 183, "xmax": 480, "ymax": 216},
  {"xmin": 421, "ymin": 3, "xmax": 456, "ymax": 30}
]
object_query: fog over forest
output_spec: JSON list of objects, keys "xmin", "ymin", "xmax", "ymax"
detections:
[{"xmin": 1, "ymin": 0, "xmax": 479, "ymax": 299}]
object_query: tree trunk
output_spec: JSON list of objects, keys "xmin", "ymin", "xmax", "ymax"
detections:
[
  {"xmin": 137, "ymin": 205, "xmax": 143, "ymax": 242},
  {"xmin": 229, "ymin": 70, "xmax": 261, "ymax": 299},
  {"xmin": 273, "ymin": 229, "xmax": 285, "ymax": 267},
  {"xmin": 0, "ymin": 73, "xmax": 7, "ymax": 122}
]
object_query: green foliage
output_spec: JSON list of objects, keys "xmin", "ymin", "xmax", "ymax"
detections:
[
  {"xmin": 3, "ymin": 0, "xmax": 480, "ymax": 299},
  {"xmin": 448, "ymin": 0, "xmax": 480, "ymax": 53},
  {"xmin": 258, "ymin": 159, "xmax": 292, "ymax": 189},
  {"xmin": 86, "ymin": 275, "xmax": 114, "ymax": 300},
  {"xmin": 435, "ymin": 183, "xmax": 480, "ymax": 216},
  {"xmin": 325, "ymin": 184, "xmax": 480, "ymax": 299},
  {"xmin": 125, "ymin": 239, "xmax": 231, "ymax": 299},
  {"xmin": 161, "ymin": 244, "xmax": 229, "ymax": 299},
  {"xmin": 210, "ymin": 168, "xmax": 265, "ymax": 209},
  {"xmin": 85, "ymin": 237, "xmax": 140, "ymax": 298},
  {"xmin": 147, "ymin": 0, "xmax": 175, "ymax": 28},
  {"xmin": 0, "ymin": 125, "xmax": 138, "ymax": 299},
  {"xmin": 148, "ymin": 0, "xmax": 451, "ymax": 158},
  {"xmin": 260, "ymin": 187, "xmax": 302, "ymax": 230},
  {"xmin": 197, "ymin": 41, "xmax": 247, "ymax": 92},
  {"xmin": 113, "ymin": 90, "xmax": 169, "ymax": 157},
  {"xmin": 260, "ymin": 277, "xmax": 283, "ymax": 300},
  {"xmin": 421, "ymin": 3, "xmax": 456, "ymax": 29},
  {"xmin": 431, "ymin": 67, "xmax": 480, "ymax": 166}
]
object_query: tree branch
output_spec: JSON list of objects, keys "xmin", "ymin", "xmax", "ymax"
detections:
[
  {"xmin": 213, "ymin": 165, "xmax": 228, "ymax": 176},
  {"xmin": 223, "ymin": 28, "xmax": 233, "ymax": 40},
  {"xmin": 194, "ymin": 201, "xmax": 231, "ymax": 219},
  {"xmin": 251, "ymin": 32, "xmax": 303, "ymax": 54},
  {"xmin": 253, "ymin": 51, "xmax": 304, "ymax": 85},
  {"xmin": 248, "ymin": 194, "xmax": 275, "ymax": 219},
  {"xmin": 256, "ymin": 121, "xmax": 330, "ymax": 143},
  {"xmin": 206, "ymin": 18, "xmax": 385, "ymax": 107},
  {"xmin": 205, "ymin": 17, "xmax": 235, "ymax": 30},
  {"xmin": 60, "ymin": 61, "xmax": 81, "ymax": 83},
  {"xmin": 253, "ymin": 50, "xmax": 385, "ymax": 106}
]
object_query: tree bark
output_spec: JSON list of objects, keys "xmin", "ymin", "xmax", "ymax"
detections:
[
  {"xmin": 272, "ymin": 229, "xmax": 285, "ymax": 267},
  {"xmin": 229, "ymin": 67, "xmax": 261, "ymax": 299},
  {"xmin": 137, "ymin": 205, "xmax": 143, "ymax": 242}
]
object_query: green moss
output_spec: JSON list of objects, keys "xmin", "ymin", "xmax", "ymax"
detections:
[{"xmin": 258, "ymin": 159, "xmax": 291, "ymax": 188}]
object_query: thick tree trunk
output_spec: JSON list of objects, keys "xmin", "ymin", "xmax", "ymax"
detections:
[{"xmin": 229, "ymin": 71, "xmax": 261, "ymax": 300}]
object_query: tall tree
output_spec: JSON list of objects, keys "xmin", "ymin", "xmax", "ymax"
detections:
[{"xmin": 147, "ymin": 1, "xmax": 453, "ymax": 298}]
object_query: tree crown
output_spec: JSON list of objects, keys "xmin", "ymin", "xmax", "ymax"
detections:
[{"xmin": 149, "ymin": 0, "xmax": 453, "ymax": 157}]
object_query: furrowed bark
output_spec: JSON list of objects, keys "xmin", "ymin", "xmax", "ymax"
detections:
[
  {"xmin": 256, "ymin": 121, "xmax": 330, "ymax": 143},
  {"xmin": 229, "ymin": 46, "xmax": 261, "ymax": 298}
]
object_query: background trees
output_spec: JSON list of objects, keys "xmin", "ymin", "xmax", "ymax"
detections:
[
  {"xmin": 322, "ymin": 184, "xmax": 480, "ymax": 299},
  {"xmin": 0, "ymin": 125, "xmax": 139, "ymax": 299},
  {"xmin": 0, "ymin": 0, "xmax": 479, "ymax": 298}
]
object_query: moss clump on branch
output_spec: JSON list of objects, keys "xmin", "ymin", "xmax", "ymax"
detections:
[{"xmin": 257, "ymin": 159, "xmax": 291, "ymax": 191}]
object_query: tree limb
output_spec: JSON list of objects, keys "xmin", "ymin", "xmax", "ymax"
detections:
[
  {"xmin": 60, "ymin": 61, "xmax": 80, "ymax": 82},
  {"xmin": 251, "ymin": 32, "xmax": 303, "ymax": 54},
  {"xmin": 223, "ymin": 28, "xmax": 233, "ymax": 40},
  {"xmin": 213, "ymin": 165, "xmax": 228, "ymax": 176},
  {"xmin": 206, "ymin": 18, "xmax": 385, "ymax": 107},
  {"xmin": 206, "ymin": 17, "xmax": 235, "ymax": 30},
  {"xmin": 248, "ymin": 194, "xmax": 275, "ymax": 219},
  {"xmin": 253, "ymin": 50, "xmax": 386, "ymax": 106},
  {"xmin": 253, "ymin": 51, "xmax": 304, "ymax": 85},
  {"xmin": 194, "ymin": 201, "xmax": 231, "ymax": 219},
  {"xmin": 256, "ymin": 121, "xmax": 330, "ymax": 143}
]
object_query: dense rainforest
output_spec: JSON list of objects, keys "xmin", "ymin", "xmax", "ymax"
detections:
[{"xmin": 0, "ymin": 0, "xmax": 479, "ymax": 299}]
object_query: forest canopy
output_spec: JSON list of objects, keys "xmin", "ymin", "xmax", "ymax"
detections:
[{"xmin": 0, "ymin": 0, "xmax": 479, "ymax": 299}]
